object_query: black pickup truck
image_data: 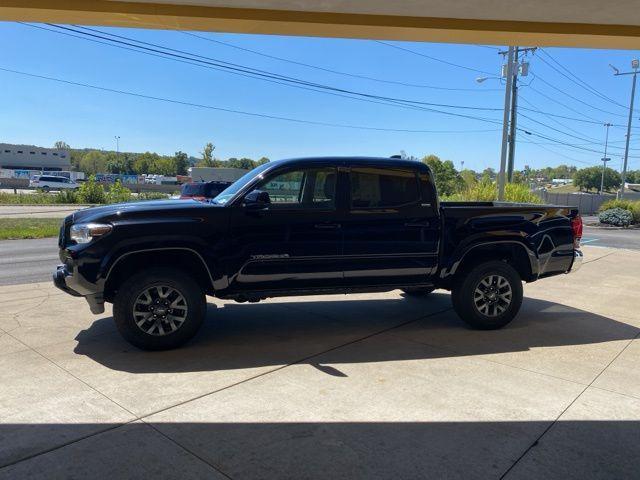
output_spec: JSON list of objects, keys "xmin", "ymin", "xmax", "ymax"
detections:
[{"xmin": 54, "ymin": 157, "xmax": 583, "ymax": 350}]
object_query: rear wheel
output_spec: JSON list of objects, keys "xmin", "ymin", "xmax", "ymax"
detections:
[
  {"xmin": 451, "ymin": 261, "xmax": 522, "ymax": 330},
  {"xmin": 42, "ymin": 186, "xmax": 50, "ymax": 193},
  {"xmin": 113, "ymin": 267, "xmax": 206, "ymax": 350}
]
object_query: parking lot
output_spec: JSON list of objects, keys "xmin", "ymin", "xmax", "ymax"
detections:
[{"xmin": 0, "ymin": 244, "xmax": 638, "ymax": 479}]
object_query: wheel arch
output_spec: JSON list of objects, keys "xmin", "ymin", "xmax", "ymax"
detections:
[
  {"xmin": 443, "ymin": 240, "xmax": 538, "ymax": 286},
  {"xmin": 103, "ymin": 248, "xmax": 215, "ymax": 302}
]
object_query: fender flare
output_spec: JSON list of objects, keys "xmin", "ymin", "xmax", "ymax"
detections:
[
  {"xmin": 102, "ymin": 247, "xmax": 217, "ymax": 291},
  {"xmin": 440, "ymin": 240, "xmax": 538, "ymax": 280}
]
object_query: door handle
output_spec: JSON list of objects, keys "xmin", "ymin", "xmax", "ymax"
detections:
[
  {"xmin": 314, "ymin": 223, "xmax": 341, "ymax": 230},
  {"xmin": 404, "ymin": 221, "xmax": 430, "ymax": 228}
]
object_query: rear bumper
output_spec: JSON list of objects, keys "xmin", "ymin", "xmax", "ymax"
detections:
[
  {"xmin": 53, "ymin": 264, "xmax": 105, "ymax": 314},
  {"xmin": 568, "ymin": 249, "xmax": 583, "ymax": 273}
]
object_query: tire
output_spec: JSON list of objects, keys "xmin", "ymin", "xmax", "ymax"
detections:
[
  {"xmin": 42, "ymin": 186, "xmax": 50, "ymax": 193},
  {"xmin": 113, "ymin": 267, "xmax": 206, "ymax": 350},
  {"xmin": 401, "ymin": 287, "xmax": 436, "ymax": 296},
  {"xmin": 451, "ymin": 261, "xmax": 523, "ymax": 330}
]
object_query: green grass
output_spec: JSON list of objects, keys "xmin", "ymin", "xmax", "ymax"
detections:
[{"xmin": 0, "ymin": 218, "xmax": 61, "ymax": 240}]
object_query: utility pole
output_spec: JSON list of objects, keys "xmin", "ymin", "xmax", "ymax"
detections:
[
  {"xmin": 480, "ymin": 46, "xmax": 536, "ymax": 198},
  {"xmin": 507, "ymin": 48, "xmax": 519, "ymax": 182},
  {"xmin": 600, "ymin": 123, "xmax": 612, "ymax": 194},
  {"xmin": 611, "ymin": 59, "xmax": 639, "ymax": 198},
  {"xmin": 497, "ymin": 46, "xmax": 515, "ymax": 201},
  {"xmin": 114, "ymin": 135, "xmax": 120, "ymax": 157}
]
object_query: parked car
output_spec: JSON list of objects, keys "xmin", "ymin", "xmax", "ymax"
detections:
[
  {"xmin": 54, "ymin": 157, "xmax": 583, "ymax": 350},
  {"xmin": 30, "ymin": 175, "xmax": 79, "ymax": 192},
  {"xmin": 179, "ymin": 181, "xmax": 232, "ymax": 201}
]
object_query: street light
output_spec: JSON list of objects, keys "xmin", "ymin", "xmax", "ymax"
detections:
[{"xmin": 114, "ymin": 135, "xmax": 121, "ymax": 156}]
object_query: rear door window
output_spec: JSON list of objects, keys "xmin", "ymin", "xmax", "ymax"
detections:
[{"xmin": 349, "ymin": 167, "xmax": 419, "ymax": 209}]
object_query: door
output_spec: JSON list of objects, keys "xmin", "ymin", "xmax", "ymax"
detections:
[
  {"xmin": 340, "ymin": 165, "xmax": 440, "ymax": 288},
  {"xmin": 227, "ymin": 165, "xmax": 343, "ymax": 293}
]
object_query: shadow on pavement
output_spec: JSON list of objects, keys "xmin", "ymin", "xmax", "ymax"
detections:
[
  {"xmin": 71, "ymin": 293, "xmax": 639, "ymax": 374},
  {"xmin": 0, "ymin": 420, "xmax": 638, "ymax": 479}
]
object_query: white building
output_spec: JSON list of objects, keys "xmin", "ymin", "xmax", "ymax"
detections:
[{"xmin": 0, "ymin": 143, "xmax": 71, "ymax": 171}]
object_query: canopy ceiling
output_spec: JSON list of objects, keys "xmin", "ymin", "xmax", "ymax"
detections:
[{"xmin": 2, "ymin": 1, "xmax": 640, "ymax": 48}]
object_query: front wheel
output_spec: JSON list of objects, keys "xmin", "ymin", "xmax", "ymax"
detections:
[
  {"xmin": 113, "ymin": 267, "xmax": 206, "ymax": 350},
  {"xmin": 451, "ymin": 261, "xmax": 523, "ymax": 330}
]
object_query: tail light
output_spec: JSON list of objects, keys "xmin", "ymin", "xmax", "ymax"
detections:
[{"xmin": 571, "ymin": 214, "xmax": 583, "ymax": 248}]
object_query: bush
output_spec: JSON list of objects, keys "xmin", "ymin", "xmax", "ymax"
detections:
[
  {"xmin": 445, "ymin": 180, "xmax": 542, "ymax": 204},
  {"xmin": 54, "ymin": 189, "xmax": 78, "ymax": 204},
  {"xmin": 598, "ymin": 207, "xmax": 633, "ymax": 227},
  {"xmin": 136, "ymin": 191, "xmax": 170, "ymax": 201},
  {"xmin": 77, "ymin": 176, "xmax": 106, "ymax": 204},
  {"xmin": 106, "ymin": 180, "xmax": 132, "ymax": 204},
  {"xmin": 599, "ymin": 199, "xmax": 640, "ymax": 224}
]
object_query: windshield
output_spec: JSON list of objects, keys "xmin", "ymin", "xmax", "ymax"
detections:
[{"xmin": 212, "ymin": 162, "xmax": 272, "ymax": 204}]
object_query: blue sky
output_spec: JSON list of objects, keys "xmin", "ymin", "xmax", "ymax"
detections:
[{"xmin": 1, "ymin": 21, "xmax": 640, "ymax": 172}]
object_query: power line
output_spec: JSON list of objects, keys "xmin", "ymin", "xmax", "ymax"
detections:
[
  {"xmin": 22, "ymin": 23, "xmax": 509, "ymax": 128},
  {"xmin": 518, "ymin": 140, "xmax": 597, "ymax": 165},
  {"xmin": 518, "ymin": 95, "xmax": 606, "ymax": 141},
  {"xmin": 518, "ymin": 112, "xmax": 609, "ymax": 145},
  {"xmin": 179, "ymin": 30, "xmax": 501, "ymax": 92},
  {"xmin": 0, "ymin": 66, "xmax": 503, "ymax": 135},
  {"xmin": 530, "ymin": 72, "xmax": 627, "ymax": 118},
  {"xmin": 537, "ymin": 48, "xmax": 627, "ymax": 109},
  {"xmin": 66, "ymin": 24, "xmax": 502, "ymax": 111},
  {"xmin": 374, "ymin": 40, "xmax": 495, "ymax": 76},
  {"xmin": 38, "ymin": 24, "xmax": 504, "ymax": 115},
  {"xmin": 520, "ymin": 124, "xmax": 640, "ymax": 158}
]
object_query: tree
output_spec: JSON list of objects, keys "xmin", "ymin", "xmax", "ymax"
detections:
[
  {"xmin": 481, "ymin": 167, "xmax": 496, "ymax": 181},
  {"xmin": 460, "ymin": 169, "xmax": 478, "ymax": 188},
  {"xmin": 421, "ymin": 155, "xmax": 464, "ymax": 197},
  {"xmin": 198, "ymin": 142, "xmax": 219, "ymax": 167},
  {"xmin": 54, "ymin": 141, "xmax": 70, "ymax": 150},
  {"xmin": 133, "ymin": 152, "xmax": 160, "ymax": 174},
  {"xmin": 173, "ymin": 151, "xmax": 189, "ymax": 176},
  {"xmin": 626, "ymin": 170, "xmax": 640, "ymax": 184},
  {"xmin": 79, "ymin": 150, "xmax": 108, "ymax": 175},
  {"xmin": 106, "ymin": 153, "xmax": 134, "ymax": 174},
  {"xmin": 574, "ymin": 166, "xmax": 621, "ymax": 192}
]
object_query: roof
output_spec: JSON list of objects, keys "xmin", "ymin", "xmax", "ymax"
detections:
[{"xmin": 268, "ymin": 156, "xmax": 430, "ymax": 171}]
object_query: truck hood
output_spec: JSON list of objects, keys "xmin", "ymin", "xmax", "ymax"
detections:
[{"xmin": 72, "ymin": 199, "xmax": 220, "ymax": 224}]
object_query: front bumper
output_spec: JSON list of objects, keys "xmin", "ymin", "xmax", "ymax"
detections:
[
  {"xmin": 53, "ymin": 264, "xmax": 105, "ymax": 314},
  {"xmin": 568, "ymin": 249, "xmax": 583, "ymax": 273}
]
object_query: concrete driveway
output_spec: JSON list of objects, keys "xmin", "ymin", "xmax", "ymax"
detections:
[{"xmin": 0, "ymin": 245, "xmax": 638, "ymax": 479}]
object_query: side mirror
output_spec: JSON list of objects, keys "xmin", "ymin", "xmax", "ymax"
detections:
[{"xmin": 243, "ymin": 189, "xmax": 271, "ymax": 210}]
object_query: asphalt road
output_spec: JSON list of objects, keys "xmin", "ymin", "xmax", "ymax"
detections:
[
  {"xmin": 582, "ymin": 226, "xmax": 640, "ymax": 250},
  {"xmin": 0, "ymin": 237, "xmax": 59, "ymax": 286},
  {"xmin": 1, "ymin": 227, "xmax": 638, "ymax": 286}
]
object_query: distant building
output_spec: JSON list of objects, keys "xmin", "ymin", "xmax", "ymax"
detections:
[
  {"xmin": 0, "ymin": 143, "xmax": 71, "ymax": 171},
  {"xmin": 189, "ymin": 167, "xmax": 247, "ymax": 183},
  {"xmin": 551, "ymin": 178, "xmax": 573, "ymax": 185}
]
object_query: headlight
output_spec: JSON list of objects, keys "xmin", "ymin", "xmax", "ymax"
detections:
[{"xmin": 70, "ymin": 223, "xmax": 112, "ymax": 244}]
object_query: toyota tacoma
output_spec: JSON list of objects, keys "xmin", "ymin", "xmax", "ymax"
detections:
[{"xmin": 54, "ymin": 157, "xmax": 583, "ymax": 350}]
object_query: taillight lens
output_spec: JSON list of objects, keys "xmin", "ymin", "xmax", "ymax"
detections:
[{"xmin": 571, "ymin": 215, "xmax": 583, "ymax": 248}]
